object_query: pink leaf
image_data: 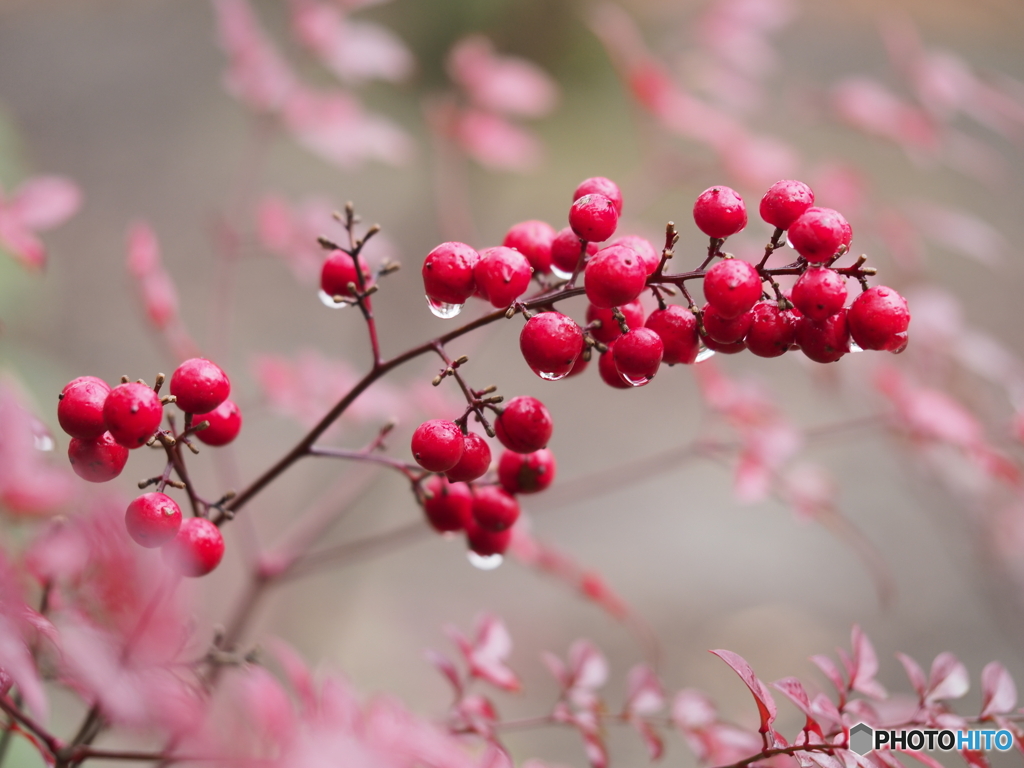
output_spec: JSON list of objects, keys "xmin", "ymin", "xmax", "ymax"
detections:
[
  {"xmin": 453, "ymin": 109, "xmax": 543, "ymax": 172},
  {"xmin": 267, "ymin": 638, "xmax": 317, "ymax": 714},
  {"xmin": 832, "ymin": 77, "xmax": 940, "ymax": 154},
  {"xmin": 672, "ymin": 689, "xmax": 717, "ymax": 731},
  {"xmin": 905, "ymin": 201, "xmax": 1008, "ymax": 267},
  {"xmin": 8, "ymin": 176, "xmax": 81, "ymax": 231},
  {"xmin": 568, "ymin": 640, "xmax": 608, "ymax": 693},
  {"xmin": 424, "ymin": 650, "xmax": 462, "ymax": 698},
  {"xmin": 625, "ymin": 664, "xmax": 665, "ymax": 716},
  {"xmin": 447, "ymin": 35, "xmax": 559, "ymax": 118},
  {"xmin": 925, "ymin": 652, "xmax": 969, "ymax": 703},
  {"xmin": 811, "ymin": 654, "xmax": 846, "ymax": 697},
  {"xmin": 632, "ymin": 717, "xmax": 665, "ymax": 761},
  {"xmin": 895, "ymin": 652, "xmax": 927, "ymax": 699},
  {"xmin": 710, "ymin": 649, "xmax": 777, "ymax": 734},
  {"xmin": 0, "ymin": 211, "xmax": 45, "ymax": 270},
  {"xmin": 980, "ymin": 662, "xmax": 1016, "ymax": 718},
  {"xmin": 850, "ymin": 626, "xmax": 887, "ymax": 700},
  {"xmin": 542, "ymin": 651, "xmax": 569, "ymax": 690},
  {"xmin": 446, "ymin": 615, "xmax": 520, "ymax": 692},
  {"xmin": 212, "ymin": 0, "xmax": 296, "ymax": 112}
]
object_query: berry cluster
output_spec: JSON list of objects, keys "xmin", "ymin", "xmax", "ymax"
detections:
[{"xmin": 57, "ymin": 357, "xmax": 241, "ymax": 577}]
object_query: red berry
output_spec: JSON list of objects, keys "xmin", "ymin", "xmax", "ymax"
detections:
[
  {"xmin": 796, "ymin": 309, "xmax": 851, "ymax": 363},
  {"xmin": 693, "ymin": 186, "xmax": 747, "ymax": 239},
  {"xmin": 471, "ymin": 486, "xmax": 520, "ymax": 531},
  {"xmin": 465, "ymin": 517, "xmax": 512, "ymax": 557},
  {"xmin": 612, "ymin": 327, "xmax": 663, "ymax": 385},
  {"xmin": 788, "ymin": 207, "xmax": 849, "ymax": 263},
  {"xmin": 411, "ymin": 420, "xmax": 465, "ymax": 472},
  {"xmin": 503, "ymin": 221, "xmax": 555, "ymax": 274},
  {"xmin": 445, "ymin": 432, "xmax": 492, "ymax": 483},
  {"xmin": 702, "ymin": 303, "xmax": 753, "ymax": 344},
  {"xmin": 847, "ymin": 286, "xmax": 910, "ymax": 351},
  {"xmin": 791, "ymin": 267, "xmax": 847, "ymax": 322},
  {"xmin": 569, "ymin": 194, "xmax": 618, "ymax": 242},
  {"xmin": 125, "ymin": 492, "xmax": 182, "ymax": 548},
  {"xmin": 520, "ymin": 312, "xmax": 584, "ymax": 381},
  {"xmin": 498, "ymin": 449, "xmax": 556, "ymax": 494},
  {"xmin": 422, "ymin": 475, "xmax": 472, "ymax": 532},
  {"xmin": 473, "ymin": 246, "xmax": 533, "ymax": 308},
  {"xmin": 584, "ymin": 244, "xmax": 646, "ymax": 309},
  {"xmin": 611, "ymin": 235, "xmax": 659, "ymax": 275},
  {"xmin": 321, "ymin": 250, "xmax": 372, "ymax": 300},
  {"xmin": 573, "ymin": 177, "xmax": 623, "ymax": 215},
  {"xmin": 550, "ymin": 227, "xmax": 599, "ymax": 277},
  {"xmin": 759, "ymin": 180, "xmax": 815, "ymax": 230},
  {"xmin": 192, "ymin": 400, "xmax": 242, "ymax": 446},
  {"xmin": 744, "ymin": 301, "xmax": 797, "ymax": 358},
  {"xmin": 494, "ymin": 396, "xmax": 552, "ymax": 453},
  {"xmin": 62, "ymin": 376, "xmax": 108, "ymax": 394},
  {"xmin": 104, "ymin": 383, "xmax": 163, "ymax": 448},
  {"xmin": 645, "ymin": 305, "xmax": 699, "ymax": 365},
  {"xmin": 162, "ymin": 517, "xmax": 225, "ymax": 577},
  {"xmin": 702, "ymin": 336, "xmax": 746, "ymax": 354},
  {"xmin": 68, "ymin": 432, "xmax": 129, "ymax": 483},
  {"xmin": 598, "ymin": 346, "xmax": 630, "ymax": 389},
  {"xmin": 170, "ymin": 358, "xmax": 230, "ymax": 415},
  {"xmin": 58, "ymin": 378, "xmax": 110, "ymax": 440},
  {"xmin": 586, "ymin": 300, "xmax": 644, "ymax": 344},
  {"xmin": 703, "ymin": 259, "xmax": 762, "ymax": 319},
  {"xmin": 423, "ymin": 241, "xmax": 479, "ymax": 306}
]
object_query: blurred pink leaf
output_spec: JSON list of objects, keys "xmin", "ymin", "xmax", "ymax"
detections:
[
  {"xmin": 424, "ymin": 650, "xmax": 462, "ymax": 698},
  {"xmin": 625, "ymin": 664, "xmax": 664, "ymax": 716},
  {"xmin": 810, "ymin": 654, "xmax": 846, "ymax": 697},
  {"xmin": 710, "ymin": 649, "xmax": 777, "ymax": 735},
  {"xmin": 832, "ymin": 77, "xmax": 940, "ymax": 156},
  {"xmin": 445, "ymin": 615, "xmax": 520, "ymax": 692},
  {"xmin": 7, "ymin": 176, "xmax": 81, "ymax": 231},
  {"xmin": 447, "ymin": 35, "xmax": 558, "ymax": 118},
  {"xmin": 772, "ymin": 677, "xmax": 824, "ymax": 737},
  {"xmin": 925, "ymin": 652, "xmax": 969, "ymax": 703},
  {"xmin": 779, "ymin": 464, "xmax": 836, "ymax": 523},
  {"xmin": 0, "ymin": 211, "xmax": 44, "ymax": 269},
  {"xmin": 212, "ymin": 0, "xmax": 296, "ymax": 112},
  {"xmin": 980, "ymin": 662, "xmax": 1017, "ymax": 718},
  {"xmin": 904, "ymin": 201, "xmax": 1008, "ymax": 266},
  {"xmin": 849, "ymin": 625, "xmax": 887, "ymax": 700},
  {"xmin": 453, "ymin": 109, "xmax": 543, "ymax": 172}
]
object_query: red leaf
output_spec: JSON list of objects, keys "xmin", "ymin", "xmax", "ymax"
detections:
[
  {"xmin": 710, "ymin": 649, "xmax": 777, "ymax": 734},
  {"xmin": 925, "ymin": 652, "xmax": 969, "ymax": 703},
  {"xmin": 631, "ymin": 717, "xmax": 664, "ymax": 761},
  {"xmin": 980, "ymin": 662, "xmax": 1016, "ymax": 718}
]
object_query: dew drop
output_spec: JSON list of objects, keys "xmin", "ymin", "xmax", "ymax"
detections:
[
  {"xmin": 318, "ymin": 289, "xmax": 349, "ymax": 309},
  {"xmin": 848, "ymin": 340, "xmax": 865, "ymax": 353},
  {"xmin": 538, "ymin": 370, "xmax": 569, "ymax": 382},
  {"xmin": 467, "ymin": 552, "xmax": 504, "ymax": 570},
  {"xmin": 621, "ymin": 372, "xmax": 652, "ymax": 387},
  {"xmin": 426, "ymin": 296, "xmax": 464, "ymax": 319},
  {"xmin": 695, "ymin": 344, "xmax": 716, "ymax": 363},
  {"xmin": 550, "ymin": 265, "xmax": 572, "ymax": 280}
]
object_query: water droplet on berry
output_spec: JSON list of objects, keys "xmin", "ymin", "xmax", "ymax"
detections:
[
  {"xmin": 550, "ymin": 264, "xmax": 572, "ymax": 280},
  {"xmin": 695, "ymin": 344, "xmax": 716, "ymax": 363},
  {"xmin": 318, "ymin": 289, "xmax": 349, "ymax": 309},
  {"xmin": 467, "ymin": 552, "xmax": 504, "ymax": 570},
  {"xmin": 849, "ymin": 340, "xmax": 865, "ymax": 353},
  {"xmin": 621, "ymin": 372, "xmax": 652, "ymax": 387},
  {"xmin": 426, "ymin": 296, "xmax": 464, "ymax": 319},
  {"xmin": 33, "ymin": 433, "xmax": 54, "ymax": 452},
  {"xmin": 538, "ymin": 370, "xmax": 569, "ymax": 382}
]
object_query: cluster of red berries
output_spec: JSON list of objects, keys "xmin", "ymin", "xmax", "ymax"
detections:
[{"xmin": 57, "ymin": 357, "xmax": 241, "ymax": 577}]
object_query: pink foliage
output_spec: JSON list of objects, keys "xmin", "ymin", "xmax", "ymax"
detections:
[
  {"xmin": 0, "ymin": 175, "xmax": 80, "ymax": 270},
  {"xmin": 447, "ymin": 36, "xmax": 559, "ymax": 119},
  {"xmin": 213, "ymin": 0, "xmax": 296, "ymax": 113},
  {"xmin": 445, "ymin": 614, "xmax": 520, "ymax": 693}
]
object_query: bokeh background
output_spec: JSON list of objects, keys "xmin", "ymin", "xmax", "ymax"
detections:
[{"xmin": 2, "ymin": 0, "xmax": 1024, "ymax": 765}]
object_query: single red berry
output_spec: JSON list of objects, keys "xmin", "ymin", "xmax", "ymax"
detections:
[
  {"xmin": 423, "ymin": 241, "xmax": 479, "ymax": 306},
  {"xmin": 573, "ymin": 177, "xmax": 623, "ymax": 215},
  {"xmin": 473, "ymin": 246, "xmax": 533, "ymax": 308},
  {"xmin": 411, "ymin": 420, "xmax": 465, "ymax": 472},
  {"xmin": 445, "ymin": 432, "xmax": 492, "ymax": 483},
  {"xmin": 321, "ymin": 250, "xmax": 372, "ymax": 300},
  {"xmin": 162, "ymin": 517, "xmax": 225, "ymax": 577},
  {"xmin": 68, "ymin": 432, "xmax": 129, "ymax": 483},
  {"xmin": 847, "ymin": 286, "xmax": 910, "ymax": 351},
  {"xmin": 422, "ymin": 475, "xmax": 472, "ymax": 532},
  {"xmin": 645, "ymin": 305, "xmax": 699, "ymax": 365},
  {"xmin": 702, "ymin": 335, "xmax": 746, "ymax": 354},
  {"xmin": 586, "ymin": 300, "xmax": 645, "ymax": 344},
  {"xmin": 612, "ymin": 327, "xmax": 663, "ymax": 385},
  {"xmin": 584, "ymin": 244, "xmax": 647, "ymax": 309},
  {"xmin": 192, "ymin": 400, "xmax": 242, "ymax": 446},
  {"xmin": 611, "ymin": 235, "xmax": 659, "ymax": 275},
  {"xmin": 125, "ymin": 492, "xmax": 182, "ymax": 548},
  {"xmin": 791, "ymin": 267, "xmax": 848, "ymax": 322},
  {"xmin": 598, "ymin": 346, "xmax": 630, "ymax": 389},
  {"xmin": 494, "ymin": 396, "xmax": 552, "ymax": 453},
  {"xmin": 702, "ymin": 303, "xmax": 753, "ymax": 344},
  {"xmin": 550, "ymin": 227, "xmax": 599, "ymax": 277},
  {"xmin": 703, "ymin": 258, "xmax": 762, "ymax": 319},
  {"xmin": 788, "ymin": 207, "xmax": 849, "ymax": 263},
  {"xmin": 58, "ymin": 378, "xmax": 110, "ymax": 440},
  {"xmin": 759, "ymin": 180, "xmax": 815, "ymax": 230},
  {"xmin": 498, "ymin": 448, "xmax": 556, "ymax": 494},
  {"xmin": 569, "ymin": 194, "xmax": 618, "ymax": 242},
  {"xmin": 796, "ymin": 309, "xmax": 851, "ymax": 363},
  {"xmin": 104, "ymin": 382, "xmax": 163, "ymax": 448},
  {"xmin": 744, "ymin": 301, "xmax": 798, "ymax": 358},
  {"xmin": 520, "ymin": 312, "xmax": 584, "ymax": 381},
  {"xmin": 471, "ymin": 485, "xmax": 520, "ymax": 531},
  {"xmin": 62, "ymin": 376, "xmax": 108, "ymax": 394},
  {"xmin": 170, "ymin": 358, "xmax": 230, "ymax": 415},
  {"xmin": 566, "ymin": 351, "xmax": 590, "ymax": 378},
  {"xmin": 693, "ymin": 186, "xmax": 747, "ymax": 239},
  {"xmin": 503, "ymin": 220, "xmax": 555, "ymax": 274},
  {"xmin": 465, "ymin": 518, "xmax": 512, "ymax": 557}
]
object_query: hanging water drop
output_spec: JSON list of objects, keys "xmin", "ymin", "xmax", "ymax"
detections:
[
  {"xmin": 538, "ymin": 370, "xmax": 569, "ymax": 382},
  {"xmin": 426, "ymin": 296, "xmax": 464, "ymax": 319},
  {"xmin": 621, "ymin": 372, "xmax": 652, "ymax": 387},
  {"xmin": 318, "ymin": 289, "xmax": 349, "ymax": 309},
  {"xmin": 695, "ymin": 343, "xmax": 716, "ymax": 363},
  {"xmin": 550, "ymin": 265, "xmax": 572, "ymax": 280},
  {"xmin": 467, "ymin": 552, "xmax": 504, "ymax": 570},
  {"xmin": 849, "ymin": 340, "xmax": 864, "ymax": 353}
]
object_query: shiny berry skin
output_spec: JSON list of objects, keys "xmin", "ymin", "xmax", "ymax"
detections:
[
  {"xmin": 125, "ymin": 492, "xmax": 182, "ymax": 548},
  {"xmin": 192, "ymin": 400, "xmax": 242, "ymax": 446},
  {"xmin": 566, "ymin": 351, "xmax": 590, "ymax": 378},
  {"xmin": 645, "ymin": 305, "xmax": 699, "ymax": 365},
  {"xmin": 62, "ymin": 376, "xmax": 108, "ymax": 394},
  {"xmin": 847, "ymin": 286, "xmax": 910, "ymax": 351},
  {"xmin": 422, "ymin": 475, "xmax": 472, "ymax": 532},
  {"xmin": 58, "ymin": 378, "xmax": 110, "ymax": 440},
  {"xmin": 494, "ymin": 396, "xmax": 552, "ymax": 453},
  {"xmin": 791, "ymin": 267, "xmax": 847, "ymax": 322},
  {"xmin": 573, "ymin": 177, "xmax": 623, "ymax": 215},
  {"xmin": 471, "ymin": 486, "xmax": 520, "ymax": 532},
  {"xmin": 586, "ymin": 300, "xmax": 645, "ymax": 344},
  {"xmin": 693, "ymin": 186, "xmax": 747, "ymax": 239},
  {"xmin": 68, "ymin": 432, "xmax": 129, "ymax": 483},
  {"xmin": 103, "ymin": 383, "xmax": 163, "ymax": 448},
  {"xmin": 170, "ymin": 358, "xmax": 230, "ymax": 415},
  {"xmin": 321, "ymin": 250, "xmax": 372, "ymax": 299},
  {"xmin": 702, "ymin": 335, "xmax": 746, "ymax": 354},
  {"xmin": 584, "ymin": 244, "xmax": 647, "ymax": 309},
  {"xmin": 613, "ymin": 328, "xmax": 663, "ymax": 384},
  {"xmin": 744, "ymin": 301, "xmax": 797, "ymax": 358},
  {"xmin": 473, "ymin": 246, "xmax": 532, "ymax": 308},
  {"xmin": 788, "ymin": 207, "xmax": 849, "ymax": 263},
  {"xmin": 796, "ymin": 309, "xmax": 851, "ymax": 363},
  {"xmin": 423, "ymin": 241, "xmax": 479, "ymax": 305},
  {"xmin": 598, "ymin": 347, "xmax": 630, "ymax": 389},
  {"xmin": 162, "ymin": 517, "xmax": 225, "ymax": 577},
  {"xmin": 550, "ymin": 227, "xmax": 599, "ymax": 275},
  {"xmin": 520, "ymin": 312, "xmax": 584, "ymax": 380},
  {"xmin": 569, "ymin": 194, "xmax": 618, "ymax": 242},
  {"xmin": 503, "ymin": 220, "xmax": 555, "ymax": 274},
  {"xmin": 411, "ymin": 420, "xmax": 465, "ymax": 472},
  {"xmin": 445, "ymin": 432, "xmax": 492, "ymax": 483},
  {"xmin": 703, "ymin": 258, "xmax": 762, "ymax": 319},
  {"xmin": 702, "ymin": 303, "xmax": 753, "ymax": 344},
  {"xmin": 465, "ymin": 518, "xmax": 512, "ymax": 557},
  {"xmin": 498, "ymin": 449, "xmax": 556, "ymax": 494},
  {"xmin": 611, "ymin": 235, "xmax": 659, "ymax": 275},
  {"xmin": 759, "ymin": 180, "xmax": 815, "ymax": 230}
]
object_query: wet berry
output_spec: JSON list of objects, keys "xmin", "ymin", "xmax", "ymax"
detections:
[
  {"xmin": 125, "ymin": 492, "xmax": 182, "ymax": 548},
  {"xmin": 520, "ymin": 312, "xmax": 584, "ymax": 381},
  {"xmin": 744, "ymin": 301, "xmax": 797, "ymax": 358},
  {"xmin": 598, "ymin": 346, "xmax": 630, "ymax": 389},
  {"xmin": 702, "ymin": 336, "xmax": 746, "ymax": 354},
  {"xmin": 471, "ymin": 485, "xmax": 520, "ymax": 531},
  {"xmin": 495, "ymin": 396, "xmax": 552, "ymax": 453},
  {"xmin": 759, "ymin": 180, "xmax": 815, "ymax": 230},
  {"xmin": 586, "ymin": 300, "xmax": 644, "ymax": 344},
  {"xmin": 569, "ymin": 194, "xmax": 618, "ymax": 242},
  {"xmin": 445, "ymin": 432, "xmax": 492, "ymax": 483},
  {"xmin": 104, "ymin": 382, "xmax": 163, "ymax": 448},
  {"xmin": 693, "ymin": 186, "xmax": 747, "ymax": 239},
  {"xmin": 573, "ymin": 177, "xmax": 623, "ymax": 215},
  {"xmin": 702, "ymin": 303, "xmax": 753, "ymax": 344},
  {"xmin": 703, "ymin": 258, "xmax": 762, "ymax": 319},
  {"xmin": 611, "ymin": 235, "xmax": 659, "ymax": 275},
  {"xmin": 58, "ymin": 378, "xmax": 110, "ymax": 440},
  {"xmin": 645, "ymin": 305, "xmax": 699, "ymax": 365},
  {"xmin": 788, "ymin": 207, "xmax": 849, "ymax": 263},
  {"xmin": 162, "ymin": 517, "xmax": 225, "ymax": 577},
  {"xmin": 411, "ymin": 420, "xmax": 465, "ymax": 472},
  {"xmin": 550, "ymin": 227, "xmax": 598, "ymax": 276},
  {"xmin": 847, "ymin": 286, "xmax": 910, "ymax": 351},
  {"xmin": 170, "ymin": 358, "xmax": 231, "ymax": 415},
  {"xmin": 68, "ymin": 432, "xmax": 129, "ymax": 483},
  {"xmin": 423, "ymin": 241, "xmax": 479, "ymax": 305},
  {"xmin": 566, "ymin": 351, "xmax": 590, "ymax": 378},
  {"xmin": 791, "ymin": 267, "xmax": 847, "ymax": 322},
  {"xmin": 584, "ymin": 244, "xmax": 646, "ymax": 309},
  {"xmin": 192, "ymin": 400, "xmax": 242, "ymax": 446},
  {"xmin": 612, "ymin": 327, "xmax": 664, "ymax": 385},
  {"xmin": 422, "ymin": 475, "xmax": 472, "ymax": 532},
  {"xmin": 498, "ymin": 448, "xmax": 556, "ymax": 494},
  {"xmin": 465, "ymin": 518, "xmax": 512, "ymax": 557},
  {"xmin": 321, "ymin": 250, "xmax": 372, "ymax": 299},
  {"xmin": 473, "ymin": 246, "xmax": 532, "ymax": 308},
  {"xmin": 503, "ymin": 220, "xmax": 555, "ymax": 274},
  {"xmin": 796, "ymin": 309, "xmax": 851, "ymax": 363}
]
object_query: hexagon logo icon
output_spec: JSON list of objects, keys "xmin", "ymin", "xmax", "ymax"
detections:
[{"xmin": 850, "ymin": 723, "xmax": 874, "ymax": 755}]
